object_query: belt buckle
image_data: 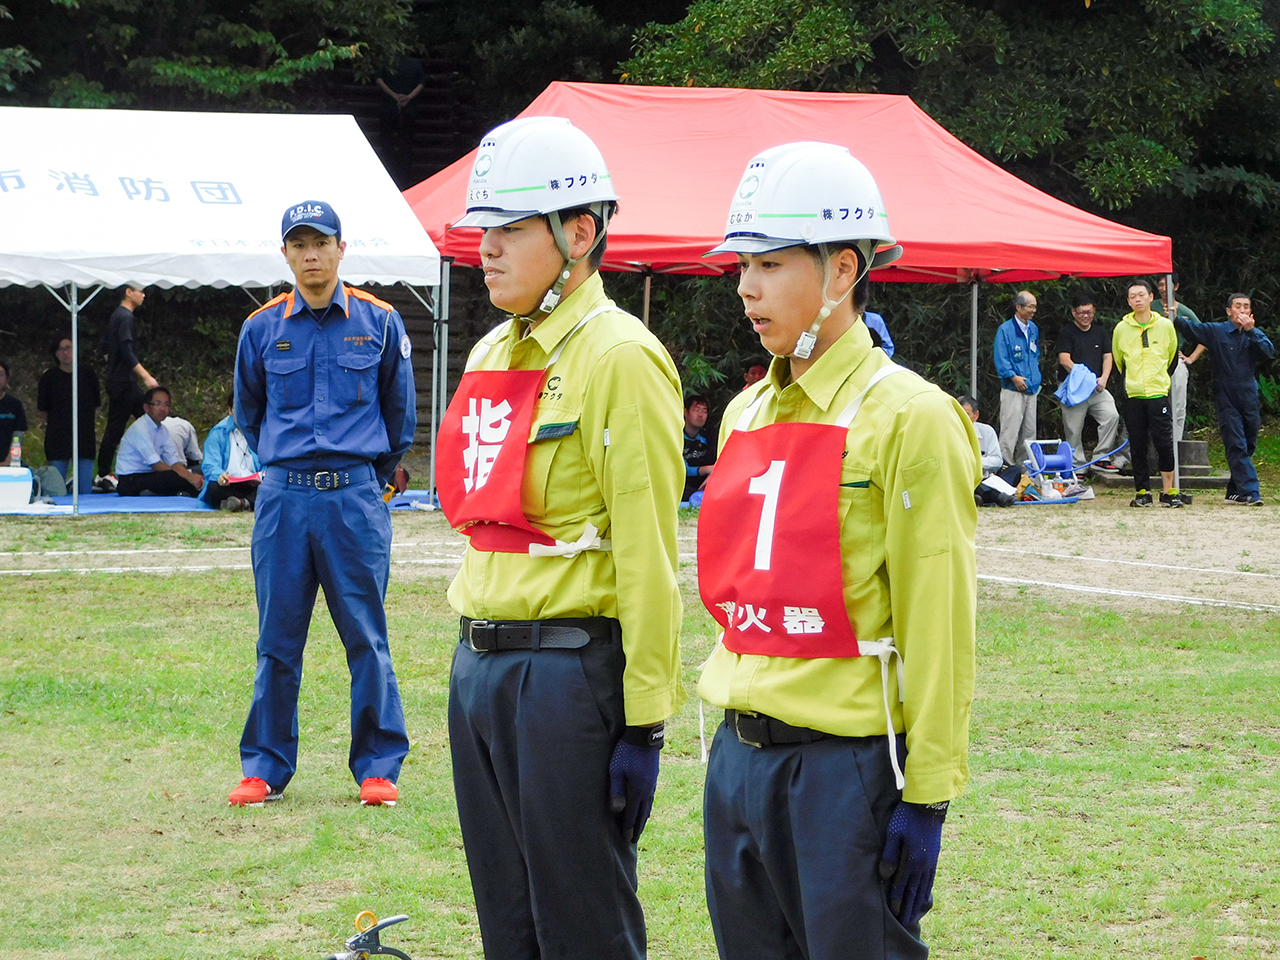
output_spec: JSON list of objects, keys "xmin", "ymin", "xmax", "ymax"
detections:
[
  {"xmin": 732, "ymin": 710, "xmax": 767, "ymax": 749},
  {"xmin": 314, "ymin": 470, "xmax": 334, "ymax": 491},
  {"xmin": 465, "ymin": 619, "xmax": 496, "ymax": 653}
]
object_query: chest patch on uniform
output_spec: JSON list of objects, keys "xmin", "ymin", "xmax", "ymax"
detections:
[
  {"xmin": 534, "ymin": 421, "xmax": 578, "ymax": 441},
  {"xmin": 275, "ymin": 340, "xmax": 291, "ymax": 351}
]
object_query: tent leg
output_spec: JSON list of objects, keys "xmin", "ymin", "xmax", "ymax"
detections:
[
  {"xmin": 1167, "ymin": 271, "xmax": 1180, "ymax": 493},
  {"xmin": 41, "ymin": 281, "xmax": 103, "ymax": 515},
  {"xmin": 642, "ymin": 270, "xmax": 652, "ymax": 328},
  {"xmin": 970, "ymin": 280, "xmax": 979, "ymax": 401},
  {"xmin": 430, "ymin": 260, "xmax": 452, "ymax": 499}
]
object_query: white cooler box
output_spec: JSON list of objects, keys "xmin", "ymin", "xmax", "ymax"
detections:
[{"xmin": 0, "ymin": 466, "xmax": 34, "ymax": 509}]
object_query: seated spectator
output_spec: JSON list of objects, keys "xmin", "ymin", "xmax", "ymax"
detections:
[
  {"xmin": 0, "ymin": 359, "xmax": 28, "ymax": 465},
  {"xmin": 37, "ymin": 334, "xmax": 101, "ymax": 493},
  {"xmin": 163, "ymin": 414, "xmax": 203, "ymax": 469},
  {"xmin": 114, "ymin": 386, "xmax": 205, "ymax": 497},
  {"xmin": 1053, "ymin": 293, "xmax": 1121, "ymax": 470},
  {"xmin": 201, "ymin": 392, "xmax": 262, "ymax": 512},
  {"xmin": 863, "ymin": 309, "xmax": 895, "ymax": 357},
  {"xmin": 682, "ymin": 394, "xmax": 716, "ymax": 503},
  {"xmin": 742, "ymin": 361, "xmax": 768, "ymax": 390},
  {"xmin": 959, "ymin": 395, "xmax": 1003, "ymax": 478}
]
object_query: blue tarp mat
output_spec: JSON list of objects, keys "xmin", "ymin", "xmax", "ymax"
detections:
[{"xmin": 47, "ymin": 493, "xmax": 214, "ymax": 514}]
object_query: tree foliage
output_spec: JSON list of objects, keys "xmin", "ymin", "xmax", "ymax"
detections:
[
  {"xmin": 625, "ymin": 0, "xmax": 1275, "ymax": 209},
  {"xmin": 0, "ymin": 0, "xmax": 412, "ymax": 109}
]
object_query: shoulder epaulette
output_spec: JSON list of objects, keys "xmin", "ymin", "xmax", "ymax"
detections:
[
  {"xmin": 246, "ymin": 291, "xmax": 290, "ymax": 322},
  {"xmin": 348, "ymin": 287, "xmax": 396, "ymax": 313}
]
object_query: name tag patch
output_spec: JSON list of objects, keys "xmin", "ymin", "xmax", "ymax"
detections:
[
  {"xmin": 534, "ymin": 420, "xmax": 578, "ymax": 441},
  {"xmin": 276, "ymin": 340, "xmax": 291, "ymax": 351}
]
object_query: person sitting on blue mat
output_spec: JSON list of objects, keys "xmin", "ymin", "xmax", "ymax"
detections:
[
  {"xmin": 114, "ymin": 386, "xmax": 205, "ymax": 498},
  {"xmin": 201, "ymin": 391, "xmax": 261, "ymax": 512}
]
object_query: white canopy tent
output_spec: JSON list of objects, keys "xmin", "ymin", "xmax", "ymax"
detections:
[{"xmin": 0, "ymin": 107, "xmax": 441, "ymax": 511}]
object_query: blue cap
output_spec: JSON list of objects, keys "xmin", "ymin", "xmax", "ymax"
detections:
[{"xmin": 282, "ymin": 201, "xmax": 341, "ymax": 241}]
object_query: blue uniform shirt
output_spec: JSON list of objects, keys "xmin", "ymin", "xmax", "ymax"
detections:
[
  {"xmin": 234, "ymin": 284, "xmax": 417, "ymax": 482},
  {"xmin": 1175, "ymin": 318, "xmax": 1275, "ymax": 400}
]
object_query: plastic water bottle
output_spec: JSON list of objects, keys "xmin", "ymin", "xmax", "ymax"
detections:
[{"xmin": 7, "ymin": 433, "xmax": 19, "ymax": 466}]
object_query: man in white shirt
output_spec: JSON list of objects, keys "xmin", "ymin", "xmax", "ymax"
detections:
[
  {"xmin": 163, "ymin": 415, "xmax": 203, "ymax": 469},
  {"xmin": 959, "ymin": 395, "xmax": 1003, "ymax": 477},
  {"xmin": 114, "ymin": 386, "xmax": 205, "ymax": 497}
]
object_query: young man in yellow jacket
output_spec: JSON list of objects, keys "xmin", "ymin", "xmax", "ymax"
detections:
[
  {"xmin": 695, "ymin": 141, "xmax": 979, "ymax": 960},
  {"xmin": 1112, "ymin": 279, "xmax": 1183, "ymax": 507}
]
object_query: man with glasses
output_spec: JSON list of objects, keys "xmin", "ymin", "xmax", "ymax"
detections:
[
  {"xmin": 1054, "ymin": 292, "xmax": 1121, "ymax": 471},
  {"xmin": 113, "ymin": 386, "xmax": 205, "ymax": 497}
]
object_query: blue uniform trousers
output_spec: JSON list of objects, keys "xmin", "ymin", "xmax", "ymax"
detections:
[
  {"xmin": 1216, "ymin": 389, "xmax": 1262, "ymax": 499},
  {"xmin": 704, "ymin": 725, "xmax": 927, "ymax": 960},
  {"xmin": 448, "ymin": 632, "xmax": 645, "ymax": 960},
  {"xmin": 240, "ymin": 468, "xmax": 409, "ymax": 789}
]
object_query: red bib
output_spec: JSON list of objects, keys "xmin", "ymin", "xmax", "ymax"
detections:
[
  {"xmin": 436, "ymin": 366, "xmax": 556, "ymax": 552},
  {"xmin": 697, "ymin": 365, "xmax": 904, "ymax": 658},
  {"xmin": 436, "ymin": 309, "xmax": 608, "ymax": 554}
]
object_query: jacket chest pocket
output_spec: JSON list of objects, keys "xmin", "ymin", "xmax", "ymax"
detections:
[
  {"xmin": 837, "ymin": 462, "xmax": 883, "ymax": 584},
  {"xmin": 336, "ymin": 351, "xmax": 380, "ymax": 407},
  {"xmin": 263, "ymin": 356, "xmax": 309, "ymax": 411},
  {"xmin": 525, "ymin": 405, "xmax": 582, "ymax": 520}
]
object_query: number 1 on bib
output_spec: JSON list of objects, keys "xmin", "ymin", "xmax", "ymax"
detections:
[{"xmin": 748, "ymin": 460, "xmax": 785, "ymax": 570}]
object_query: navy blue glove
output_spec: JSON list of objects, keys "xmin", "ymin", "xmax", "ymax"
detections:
[
  {"xmin": 608, "ymin": 724, "xmax": 664, "ymax": 843},
  {"xmin": 878, "ymin": 800, "xmax": 947, "ymax": 928}
]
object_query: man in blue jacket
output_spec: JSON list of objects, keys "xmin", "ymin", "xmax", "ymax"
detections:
[
  {"xmin": 229, "ymin": 200, "xmax": 416, "ymax": 807},
  {"xmin": 994, "ymin": 290, "xmax": 1043, "ymax": 465},
  {"xmin": 1175, "ymin": 293, "xmax": 1274, "ymax": 506}
]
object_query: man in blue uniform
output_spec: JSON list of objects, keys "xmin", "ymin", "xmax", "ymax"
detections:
[
  {"xmin": 1174, "ymin": 293, "xmax": 1274, "ymax": 506},
  {"xmin": 228, "ymin": 201, "xmax": 416, "ymax": 807}
]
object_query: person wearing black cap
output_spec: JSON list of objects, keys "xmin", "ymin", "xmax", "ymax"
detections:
[{"xmin": 227, "ymin": 201, "xmax": 417, "ymax": 808}]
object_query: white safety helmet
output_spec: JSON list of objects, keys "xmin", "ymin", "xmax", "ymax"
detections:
[
  {"xmin": 709, "ymin": 142, "xmax": 904, "ymax": 359},
  {"xmin": 456, "ymin": 117, "xmax": 617, "ymax": 318}
]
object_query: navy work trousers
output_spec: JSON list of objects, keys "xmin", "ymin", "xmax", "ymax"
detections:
[
  {"xmin": 99, "ymin": 379, "xmax": 144, "ymax": 478},
  {"xmin": 1217, "ymin": 389, "xmax": 1262, "ymax": 499},
  {"xmin": 239, "ymin": 468, "xmax": 409, "ymax": 790},
  {"xmin": 704, "ymin": 725, "xmax": 927, "ymax": 960},
  {"xmin": 448, "ymin": 630, "xmax": 645, "ymax": 960}
]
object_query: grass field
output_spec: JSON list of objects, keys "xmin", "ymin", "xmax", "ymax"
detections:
[{"xmin": 2, "ymin": 508, "xmax": 1278, "ymax": 959}]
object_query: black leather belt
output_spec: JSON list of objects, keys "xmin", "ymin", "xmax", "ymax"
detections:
[
  {"xmin": 266, "ymin": 464, "xmax": 374, "ymax": 491},
  {"xmin": 725, "ymin": 709, "xmax": 836, "ymax": 748},
  {"xmin": 460, "ymin": 615, "xmax": 616, "ymax": 653}
]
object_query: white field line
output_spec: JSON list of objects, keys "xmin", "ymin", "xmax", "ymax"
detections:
[
  {"xmin": 0, "ymin": 541, "xmax": 456, "ymax": 559},
  {"xmin": 980, "ymin": 574, "xmax": 1280, "ymax": 613},
  {"xmin": 978, "ymin": 545, "xmax": 1278, "ymax": 579},
  {"xmin": 0, "ymin": 556, "xmax": 465, "ymax": 577}
]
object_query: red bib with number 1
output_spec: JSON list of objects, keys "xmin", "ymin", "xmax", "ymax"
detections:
[{"xmin": 697, "ymin": 419, "xmax": 859, "ymax": 659}]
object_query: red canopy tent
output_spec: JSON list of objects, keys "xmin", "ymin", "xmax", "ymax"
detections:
[
  {"xmin": 403, "ymin": 82, "xmax": 1171, "ymax": 488},
  {"xmin": 404, "ymin": 81, "xmax": 1171, "ymax": 283}
]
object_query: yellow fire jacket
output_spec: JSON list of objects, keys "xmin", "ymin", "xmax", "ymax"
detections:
[
  {"xmin": 446, "ymin": 272, "xmax": 686, "ymax": 725},
  {"xmin": 697, "ymin": 321, "xmax": 979, "ymax": 804}
]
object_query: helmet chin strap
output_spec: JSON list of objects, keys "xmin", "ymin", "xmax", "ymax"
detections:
[
  {"xmin": 515, "ymin": 206, "xmax": 612, "ymax": 323},
  {"xmin": 789, "ymin": 242, "xmax": 872, "ymax": 360}
]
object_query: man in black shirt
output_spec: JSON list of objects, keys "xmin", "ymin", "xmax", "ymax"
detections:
[
  {"xmin": 98, "ymin": 284, "xmax": 158, "ymax": 486},
  {"xmin": 1055, "ymin": 293, "xmax": 1121, "ymax": 470},
  {"xmin": 682, "ymin": 394, "xmax": 716, "ymax": 503}
]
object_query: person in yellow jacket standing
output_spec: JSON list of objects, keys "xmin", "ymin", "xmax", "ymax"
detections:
[
  {"xmin": 435, "ymin": 117, "xmax": 685, "ymax": 960},
  {"xmin": 695, "ymin": 142, "xmax": 979, "ymax": 960},
  {"xmin": 1112, "ymin": 280, "xmax": 1183, "ymax": 508}
]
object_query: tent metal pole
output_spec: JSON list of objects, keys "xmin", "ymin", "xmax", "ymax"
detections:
[
  {"xmin": 71, "ymin": 283, "xmax": 80, "ymax": 515},
  {"xmin": 42, "ymin": 281, "xmax": 103, "ymax": 515},
  {"xmin": 642, "ymin": 269, "xmax": 652, "ymax": 328},
  {"xmin": 430, "ymin": 260, "xmax": 452, "ymax": 497},
  {"xmin": 1168, "ymin": 270, "xmax": 1180, "ymax": 493},
  {"xmin": 970, "ymin": 280, "xmax": 979, "ymax": 401}
]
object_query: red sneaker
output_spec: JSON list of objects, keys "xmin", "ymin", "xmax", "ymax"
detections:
[
  {"xmin": 228, "ymin": 776, "xmax": 282, "ymax": 807},
  {"xmin": 360, "ymin": 777, "xmax": 398, "ymax": 806}
]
